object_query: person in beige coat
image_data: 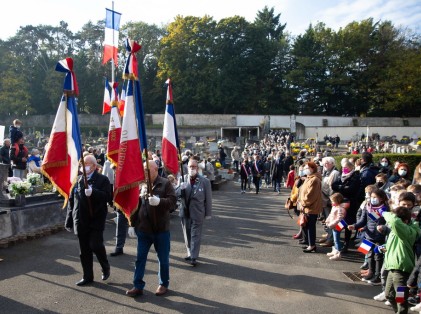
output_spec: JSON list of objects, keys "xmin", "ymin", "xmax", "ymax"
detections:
[{"xmin": 298, "ymin": 161, "xmax": 323, "ymax": 253}]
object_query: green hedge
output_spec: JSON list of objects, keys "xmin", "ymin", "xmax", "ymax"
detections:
[{"xmin": 333, "ymin": 153, "xmax": 421, "ymax": 179}]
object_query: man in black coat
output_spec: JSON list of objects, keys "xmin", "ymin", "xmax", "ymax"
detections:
[
  {"xmin": 65, "ymin": 154, "xmax": 112, "ymax": 286},
  {"xmin": 251, "ymin": 154, "xmax": 264, "ymax": 194}
]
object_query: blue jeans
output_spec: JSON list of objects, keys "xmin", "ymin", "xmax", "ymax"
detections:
[
  {"xmin": 133, "ymin": 230, "xmax": 170, "ymax": 290},
  {"xmin": 115, "ymin": 210, "xmax": 128, "ymax": 250},
  {"xmin": 332, "ymin": 229, "xmax": 343, "ymax": 251}
]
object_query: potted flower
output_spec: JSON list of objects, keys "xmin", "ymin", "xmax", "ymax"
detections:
[
  {"xmin": 27, "ymin": 173, "xmax": 42, "ymax": 186},
  {"xmin": 8, "ymin": 180, "xmax": 31, "ymax": 206}
]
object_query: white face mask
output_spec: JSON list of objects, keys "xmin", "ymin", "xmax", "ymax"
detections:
[
  {"xmin": 82, "ymin": 165, "xmax": 91, "ymax": 174},
  {"xmin": 380, "ymin": 162, "xmax": 388, "ymax": 167},
  {"xmin": 370, "ymin": 197, "xmax": 379, "ymax": 206},
  {"xmin": 188, "ymin": 169, "xmax": 197, "ymax": 177},
  {"xmin": 398, "ymin": 170, "xmax": 407, "ymax": 176},
  {"xmin": 365, "ymin": 193, "xmax": 370, "ymax": 200},
  {"xmin": 35, "ymin": 154, "xmax": 40, "ymax": 158},
  {"xmin": 304, "ymin": 169, "xmax": 311, "ymax": 176}
]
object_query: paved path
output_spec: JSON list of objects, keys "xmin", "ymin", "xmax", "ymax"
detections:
[{"xmin": 0, "ymin": 181, "xmax": 390, "ymax": 313}]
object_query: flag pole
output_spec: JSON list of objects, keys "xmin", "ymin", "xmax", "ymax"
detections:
[{"xmin": 111, "ymin": 0, "xmax": 115, "ymax": 83}]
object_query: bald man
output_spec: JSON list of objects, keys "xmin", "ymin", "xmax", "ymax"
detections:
[
  {"xmin": 126, "ymin": 160, "xmax": 176, "ymax": 297},
  {"xmin": 65, "ymin": 154, "xmax": 112, "ymax": 286}
]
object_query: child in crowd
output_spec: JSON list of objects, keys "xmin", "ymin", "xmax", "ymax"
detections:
[
  {"xmin": 373, "ymin": 192, "xmax": 418, "ymax": 304},
  {"xmin": 285, "ymin": 165, "xmax": 295, "ymax": 189},
  {"xmin": 9, "ymin": 119, "xmax": 23, "ymax": 149},
  {"xmin": 389, "ymin": 184, "xmax": 407, "ymax": 210},
  {"xmin": 383, "ymin": 206, "xmax": 419, "ymax": 313},
  {"xmin": 349, "ymin": 189, "xmax": 389, "ymax": 285},
  {"xmin": 325, "ymin": 192, "xmax": 348, "ymax": 261}
]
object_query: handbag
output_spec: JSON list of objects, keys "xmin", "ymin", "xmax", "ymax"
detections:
[
  {"xmin": 285, "ymin": 197, "xmax": 295, "ymax": 210},
  {"xmin": 297, "ymin": 213, "xmax": 308, "ymax": 227}
]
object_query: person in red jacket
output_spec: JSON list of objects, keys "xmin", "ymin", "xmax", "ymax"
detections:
[{"xmin": 285, "ymin": 165, "xmax": 295, "ymax": 189}]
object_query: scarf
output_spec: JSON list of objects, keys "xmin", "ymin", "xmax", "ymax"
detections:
[{"xmin": 341, "ymin": 169, "xmax": 355, "ymax": 182}]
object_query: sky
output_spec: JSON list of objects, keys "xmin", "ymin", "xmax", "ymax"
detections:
[{"xmin": 1, "ymin": 0, "xmax": 420, "ymax": 40}]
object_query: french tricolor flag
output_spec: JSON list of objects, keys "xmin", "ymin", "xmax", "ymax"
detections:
[
  {"xmin": 335, "ymin": 219, "xmax": 347, "ymax": 231},
  {"xmin": 103, "ymin": 8, "xmax": 121, "ymax": 65},
  {"xmin": 161, "ymin": 78, "xmax": 180, "ymax": 175},
  {"xmin": 114, "ymin": 39, "xmax": 146, "ymax": 219},
  {"xmin": 102, "ymin": 77, "xmax": 111, "ymax": 114},
  {"xmin": 395, "ymin": 286, "xmax": 406, "ymax": 304},
  {"xmin": 106, "ymin": 104, "xmax": 121, "ymax": 167},
  {"xmin": 118, "ymin": 81, "xmax": 126, "ymax": 116},
  {"xmin": 41, "ymin": 58, "xmax": 82, "ymax": 207},
  {"xmin": 358, "ymin": 239, "xmax": 374, "ymax": 255}
]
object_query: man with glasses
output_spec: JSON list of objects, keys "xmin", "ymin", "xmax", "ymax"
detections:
[{"xmin": 178, "ymin": 158, "xmax": 212, "ymax": 266}]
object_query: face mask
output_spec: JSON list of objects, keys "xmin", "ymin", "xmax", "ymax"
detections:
[
  {"xmin": 16, "ymin": 125, "xmax": 21, "ymax": 129},
  {"xmin": 299, "ymin": 170, "xmax": 305, "ymax": 177},
  {"xmin": 342, "ymin": 167, "xmax": 350, "ymax": 175},
  {"xmin": 376, "ymin": 181, "xmax": 384, "ymax": 188},
  {"xmin": 355, "ymin": 166, "xmax": 360, "ymax": 171},
  {"xmin": 85, "ymin": 166, "xmax": 91, "ymax": 173},
  {"xmin": 188, "ymin": 169, "xmax": 197, "ymax": 177},
  {"xmin": 398, "ymin": 170, "xmax": 407, "ymax": 176},
  {"xmin": 35, "ymin": 154, "xmax": 40, "ymax": 158},
  {"xmin": 370, "ymin": 197, "xmax": 379, "ymax": 206},
  {"xmin": 380, "ymin": 162, "xmax": 388, "ymax": 167},
  {"xmin": 303, "ymin": 169, "xmax": 311, "ymax": 176},
  {"xmin": 365, "ymin": 193, "xmax": 370, "ymax": 200}
]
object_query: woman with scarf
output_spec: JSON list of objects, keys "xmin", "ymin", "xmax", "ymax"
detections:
[
  {"xmin": 27, "ymin": 148, "xmax": 42, "ymax": 174},
  {"xmin": 331, "ymin": 160, "xmax": 361, "ymax": 253}
]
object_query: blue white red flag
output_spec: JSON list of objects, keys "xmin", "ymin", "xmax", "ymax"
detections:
[
  {"xmin": 41, "ymin": 58, "xmax": 82, "ymax": 207},
  {"xmin": 358, "ymin": 239, "xmax": 374, "ymax": 255},
  {"xmin": 395, "ymin": 286, "xmax": 406, "ymax": 304},
  {"xmin": 103, "ymin": 8, "xmax": 121, "ymax": 65},
  {"xmin": 114, "ymin": 39, "xmax": 146, "ymax": 220},
  {"xmin": 335, "ymin": 219, "xmax": 347, "ymax": 231},
  {"xmin": 106, "ymin": 103, "xmax": 121, "ymax": 167},
  {"xmin": 161, "ymin": 78, "xmax": 180, "ymax": 175},
  {"xmin": 102, "ymin": 77, "xmax": 111, "ymax": 114}
]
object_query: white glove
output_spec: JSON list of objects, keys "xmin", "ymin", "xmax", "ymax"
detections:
[
  {"xmin": 140, "ymin": 185, "xmax": 147, "ymax": 197},
  {"xmin": 180, "ymin": 182, "xmax": 188, "ymax": 190},
  {"xmin": 128, "ymin": 227, "xmax": 136, "ymax": 238},
  {"xmin": 148, "ymin": 195, "xmax": 160, "ymax": 206},
  {"xmin": 205, "ymin": 216, "xmax": 212, "ymax": 220},
  {"xmin": 85, "ymin": 185, "xmax": 92, "ymax": 197}
]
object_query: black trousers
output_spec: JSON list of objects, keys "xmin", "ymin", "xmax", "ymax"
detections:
[{"xmin": 78, "ymin": 228, "xmax": 109, "ymax": 280}]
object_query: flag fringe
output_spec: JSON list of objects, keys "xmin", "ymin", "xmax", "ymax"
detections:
[{"xmin": 41, "ymin": 160, "xmax": 68, "ymax": 169}]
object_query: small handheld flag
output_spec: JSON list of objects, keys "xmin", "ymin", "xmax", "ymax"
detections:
[
  {"xmin": 358, "ymin": 239, "xmax": 375, "ymax": 254},
  {"xmin": 335, "ymin": 219, "xmax": 348, "ymax": 231},
  {"xmin": 395, "ymin": 286, "xmax": 406, "ymax": 304}
]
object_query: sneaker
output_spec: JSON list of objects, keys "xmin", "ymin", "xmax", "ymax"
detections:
[
  {"xmin": 327, "ymin": 249, "xmax": 337, "ymax": 257},
  {"xmin": 408, "ymin": 295, "xmax": 420, "ymax": 305},
  {"xmin": 329, "ymin": 253, "xmax": 341, "ymax": 261},
  {"xmin": 373, "ymin": 291, "xmax": 386, "ymax": 301},
  {"xmin": 362, "ymin": 274, "xmax": 373, "ymax": 282},
  {"xmin": 410, "ymin": 303, "xmax": 421, "ymax": 311},
  {"xmin": 367, "ymin": 277, "xmax": 381, "ymax": 285},
  {"xmin": 384, "ymin": 300, "xmax": 391, "ymax": 306}
]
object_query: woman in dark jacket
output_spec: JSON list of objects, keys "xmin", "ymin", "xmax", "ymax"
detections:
[
  {"xmin": 389, "ymin": 162, "xmax": 410, "ymax": 183},
  {"xmin": 377, "ymin": 156, "xmax": 392, "ymax": 178},
  {"xmin": 331, "ymin": 160, "xmax": 361, "ymax": 252}
]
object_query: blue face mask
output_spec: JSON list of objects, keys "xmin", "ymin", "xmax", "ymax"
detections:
[{"xmin": 370, "ymin": 197, "xmax": 379, "ymax": 206}]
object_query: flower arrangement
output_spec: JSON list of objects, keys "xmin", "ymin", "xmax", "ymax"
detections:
[
  {"xmin": 8, "ymin": 181, "xmax": 31, "ymax": 196},
  {"xmin": 417, "ymin": 140, "xmax": 421, "ymax": 146},
  {"xmin": 27, "ymin": 173, "xmax": 42, "ymax": 186}
]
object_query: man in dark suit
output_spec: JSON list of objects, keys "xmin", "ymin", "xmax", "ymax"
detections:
[
  {"xmin": 251, "ymin": 154, "xmax": 264, "ymax": 194},
  {"xmin": 65, "ymin": 154, "xmax": 112, "ymax": 286},
  {"xmin": 178, "ymin": 158, "xmax": 212, "ymax": 266}
]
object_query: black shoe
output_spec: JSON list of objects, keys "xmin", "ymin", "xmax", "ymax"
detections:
[
  {"xmin": 76, "ymin": 278, "xmax": 93, "ymax": 286},
  {"xmin": 408, "ymin": 296, "xmax": 420, "ymax": 305},
  {"xmin": 190, "ymin": 259, "xmax": 197, "ymax": 266},
  {"xmin": 341, "ymin": 245, "xmax": 348, "ymax": 254},
  {"xmin": 110, "ymin": 250, "xmax": 123, "ymax": 257},
  {"xmin": 184, "ymin": 256, "xmax": 191, "ymax": 261},
  {"xmin": 303, "ymin": 246, "xmax": 317, "ymax": 253},
  {"xmin": 102, "ymin": 268, "xmax": 110, "ymax": 281},
  {"xmin": 360, "ymin": 262, "xmax": 369, "ymax": 270},
  {"xmin": 298, "ymin": 240, "xmax": 309, "ymax": 245}
]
